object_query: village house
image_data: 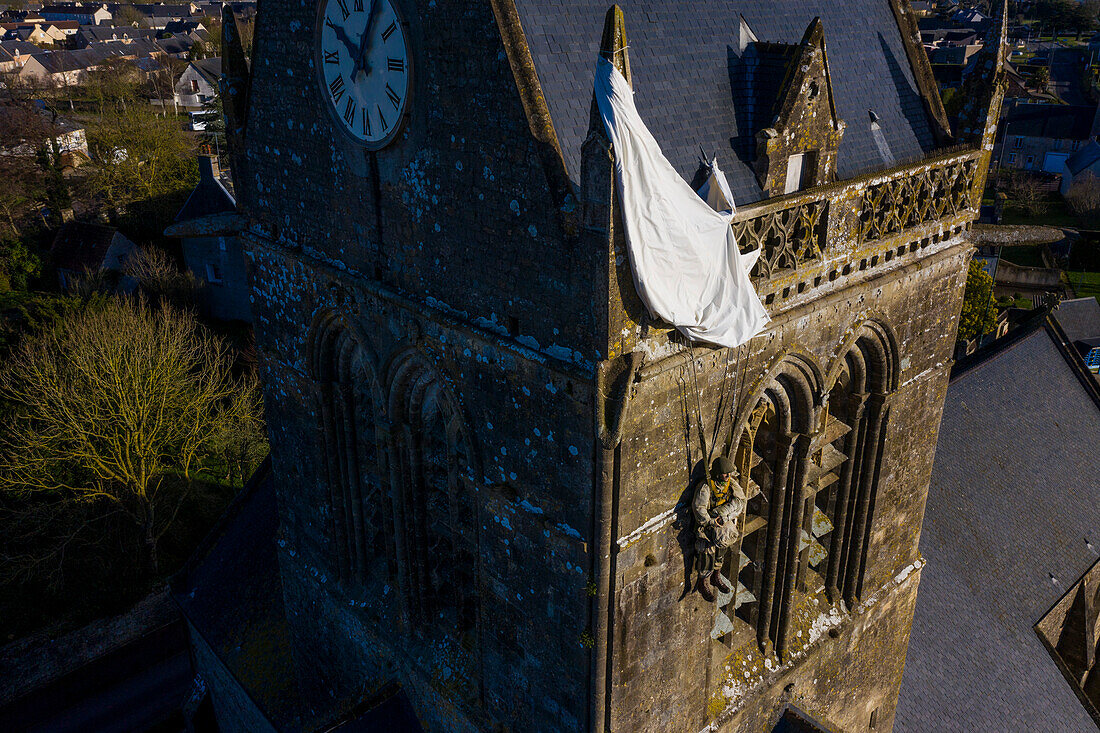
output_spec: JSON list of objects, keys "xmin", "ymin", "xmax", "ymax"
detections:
[
  {"xmin": 166, "ymin": 155, "xmax": 252, "ymax": 322},
  {"xmin": 0, "ymin": 40, "xmax": 41, "ymax": 71},
  {"xmin": 72, "ymin": 24, "xmax": 156, "ymax": 47},
  {"xmin": 1060, "ymin": 140, "xmax": 1100, "ymax": 196},
  {"xmin": 172, "ymin": 57, "xmax": 219, "ymax": 110},
  {"xmin": 995, "ymin": 102, "xmax": 1100, "ymax": 174},
  {"xmin": 40, "ymin": 3, "xmax": 112, "ymax": 26},
  {"xmin": 49, "ymin": 221, "xmax": 136, "ymax": 291}
]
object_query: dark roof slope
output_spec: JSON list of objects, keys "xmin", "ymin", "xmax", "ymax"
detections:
[
  {"xmin": 173, "ymin": 466, "xmax": 299, "ymax": 730},
  {"xmin": 1006, "ymin": 103, "xmax": 1096, "ymax": 141},
  {"xmin": 512, "ymin": 0, "xmax": 937, "ymax": 204},
  {"xmin": 1054, "ymin": 297, "xmax": 1100, "ymax": 344},
  {"xmin": 174, "ymin": 156, "xmax": 236, "ymax": 223},
  {"xmin": 50, "ymin": 221, "xmax": 120, "ymax": 271},
  {"xmin": 1066, "ymin": 140, "xmax": 1100, "ymax": 177},
  {"xmin": 896, "ymin": 325, "xmax": 1100, "ymax": 731},
  {"xmin": 192, "ymin": 55, "xmax": 221, "ymax": 83}
]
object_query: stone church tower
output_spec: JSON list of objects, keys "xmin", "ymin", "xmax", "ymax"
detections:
[{"xmin": 191, "ymin": 0, "xmax": 1007, "ymax": 731}]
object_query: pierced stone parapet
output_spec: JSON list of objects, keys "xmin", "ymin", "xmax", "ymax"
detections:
[
  {"xmin": 858, "ymin": 156, "xmax": 977, "ymax": 243},
  {"xmin": 731, "ymin": 199, "xmax": 828, "ymax": 279},
  {"xmin": 732, "ymin": 148, "xmax": 981, "ymax": 289}
]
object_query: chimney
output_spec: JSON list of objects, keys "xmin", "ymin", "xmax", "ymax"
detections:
[{"xmin": 198, "ymin": 153, "xmax": 219, "ymax": 182}]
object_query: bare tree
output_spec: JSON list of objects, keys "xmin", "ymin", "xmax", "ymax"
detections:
[
  {"xmin": 1005, "ymin": 170, "xmax": 1047, "ymax": 216},
  {"xmin": 124, "ymin": 245, "xmax": 202, "ymax": 310},
  {"xmin": 0, "ymin": 297, "xmax": 265, "ymax": 572},
  {"xmin": 1066, "ymin": 172, "xmax": 1100, "ymax": 223}
]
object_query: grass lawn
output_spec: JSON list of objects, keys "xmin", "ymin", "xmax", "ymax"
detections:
[{"xmin": 1068, "ymin": 270, "xmax": 1100, "ymax": 304}]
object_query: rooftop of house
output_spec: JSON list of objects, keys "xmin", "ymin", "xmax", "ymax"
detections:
[
  {"xmin": 174, "ymin": 155, "xmax": 236, "ymax": 223},
  {"xmin": 510, "ymin": 0, "xmax": 942, "ymax": 205},
  {"xmin": 896, "ymin": 315, "xmax": 1100, "ymax": 731},
  {"xmin": 0, "ymin": 39, "xmax": 42, "ymax": 57},
  {"xmin": 171, "ymin": 462, "xmax": 300, "ymax": 731},
  {"xmin": 78, "ymin": 24, "xmax": 156, "ymax": 41},
  {"xmin": 1005, "ymin": 103, "xmax": 1098, "ymax": 141},
  {"xmin": 190, "ymin": 55, "xmax": 220, "ymax": 84},
  {"xmin": 1054, "ymin": 296, "xmax": 1100, "ymax": 344},
  {"xmin": 1065, "ymin": 140, "xmax": 1100, "ymax": 177},
  {"xmin": 50, "ymin": 221, "xmax": 126, "ymax": 272}
]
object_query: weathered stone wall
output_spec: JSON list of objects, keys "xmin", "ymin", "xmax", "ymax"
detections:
[
  {"xmin": 606, "ymin": 236, "xmax": 973, "ymax": 733},
  {"xmin": 236, "ymin": 0, "xmax": 613, "ymax": 729},
  {"xmin": 241, "ymin": 0, "xmax": 597, "ymax": 364},
  {"xmin": 244, "ymin": 242, "xmax": 596, "ymax": 731}
]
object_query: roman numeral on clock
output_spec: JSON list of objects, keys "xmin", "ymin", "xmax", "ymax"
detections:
[
  {"xmin": 343, "ymin": 97, "xmax": 356, "ymax": 125},
  {"xmin": 377, "ymin": 105, "xmax": 388, "ymax": 132},
  {"xmin": 336, "ymin": 0, "xmax": 349, "ymax": 20},
  {"xmin": 387, "ymin": 57, "xmax": 404, "ymax": 72},
  {"xmin": 381, "ymin": 21, "xmax": 396, "ymax": 42},
  {"xmin": 323, "ymin": 50, "xmax": 338, "ymax": 64},
  {"xmin": 353, "ymin": 0, "xmax": 362, "ymax": 10},
  {"xmin": 385, "ymin": 83, "xmax": 400, "ymax": 110},
  {"xmin": 329, "ymin": 75, "xmax": 345, "ymax": 104},
  {"xmin": 362, "ymin": 107, "xmax": 371, "ymax": 136}
]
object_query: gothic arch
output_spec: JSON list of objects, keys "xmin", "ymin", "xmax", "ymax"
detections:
[
  {"xmin": 384, "ymin": 346, "xmax": 481, "ymax": 700},
  {"xmin": 824, "ymin": 318, "xmax": 899, "ymax": 395},
  {"xmin": 307, "ymin": 310, "xmax": 394, "ymax": 595},
  {"xmin": 720, "ymin": 351, "xmax": 823, "ymax": 656},
  {"xmin": 822, "ymin": 320, "xmax": 897, "ymax": 607}
]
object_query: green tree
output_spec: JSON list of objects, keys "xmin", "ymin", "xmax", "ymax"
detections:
[
  {"xmin": 84, "ymin": 108, "xmax": 197, "ymax": 228},
  {"xmin": 1029, "ymin": 65, "xmax": 1050, "ymax": 91},
  {"xmin": 0, "ymin": 238, "xmax": 42, "ymax": 292},
  {"xmin": 957, "ymin": 260, "xmax": 999, "ymax": 343},
  {"xmin": 0, "ymin": 297, "xmax": 266, "ymax": 572}
]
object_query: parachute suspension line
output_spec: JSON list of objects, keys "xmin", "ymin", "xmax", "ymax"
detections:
[
  {"xmin": 723, "ymin": 341, "xmax": 751, "ymax": 460},
  {"xmin": 676, "ymin": 367, "xmax": 696, "ymax": 476},
  {"xmin": 709, "ymin": 343, "xmax": 739, "ymax": 462},
  {"xmin": 686, "ymin": 341, "xmax": 708, "ymax": 458}
]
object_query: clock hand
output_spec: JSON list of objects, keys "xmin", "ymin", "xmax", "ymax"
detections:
[
  {"xmin": 354, "ymin": 0, "xmax": 382, "ymax": 76},
  {"xmin": 324, "ymin": 18, "xmax": 358, "ymax": 63}
]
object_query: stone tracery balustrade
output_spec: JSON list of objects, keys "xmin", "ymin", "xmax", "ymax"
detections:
[
  {"xmin": 731, "ymin": 149, "xmax": 981, "ymax": 282},
  {"xmin": 857, "ymin": 156, "xmax": 977, "ymax": 242}
]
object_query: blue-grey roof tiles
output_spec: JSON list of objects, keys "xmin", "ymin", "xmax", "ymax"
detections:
[
  {"xmin": 512, "ymin": 0, "xmax": 937, "ymax": 204},
  {"xmin": 896, "ymin": 326, "xmax": 1100, "ymax": 731}
]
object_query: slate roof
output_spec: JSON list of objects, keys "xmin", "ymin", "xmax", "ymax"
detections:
[
  {"xmin": 1053, "ymin": 296, "xmax": 1100, "ymax": 344},
  {"xmin": 895, "ymin": 322, "xmax": 1100, "ymax": 731},
  {"xmin": 1065, "ymin": 140, "xmax": 1100, "ymax": 177},
  {"xmin": 1006, "ymin": 103, "xmax": 1096, "ymax": 141},
  {"xmin": 0, "ymin": 40, "xmax": 40, "ymax": 57},
  {"xmin": 78, "ymin": 25, "xmax": 156, "ymax": 43},
  {"xmin": 511, "ymin": 0, "xmax": 938, "ymax": 204},
  {"xmin": 192, "ymin": 55, "xmax": 220, "ymax": 83},
  {"xmin": 155, "ymin": 34, "xmax": 193, "ymax": 55},
  {"xmin": 172, "ymin": 463, "xmax": 300, "ymax": 730},
  {"xmin": 50, "ymin": 221, "xmax": 123, "ymax": 271},
  {"xmin": 174, "ymin": 156, "xmax": 236, "ymax": 223}
]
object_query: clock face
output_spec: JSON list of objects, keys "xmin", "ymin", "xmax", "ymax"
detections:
[{"xmin": 315, "ymin": 0, "xmax": 412, "ymax": 148}]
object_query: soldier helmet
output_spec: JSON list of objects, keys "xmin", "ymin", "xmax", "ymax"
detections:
[{"xmin": 710, "ymin": 455, "xmax": 736, "ymax": 478}]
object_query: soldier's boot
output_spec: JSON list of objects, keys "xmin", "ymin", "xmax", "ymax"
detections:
[
  {"xmin": 710, "ymin": 570, "xmax": 732, "ymax": 593},
  {"xmin": 696, "ymin": 575, "xmax": 716, "ymax": 603}
]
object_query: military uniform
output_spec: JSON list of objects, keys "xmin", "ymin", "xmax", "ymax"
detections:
[{"xmin": 692, "ymin": 456, "xmax": 747, "ymax": 601}]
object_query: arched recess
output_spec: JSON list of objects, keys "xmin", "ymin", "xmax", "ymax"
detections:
[
  {"xmin": 822, "ymin": 320, "xmax": 897, "ymax": 608},
  {"xmin": 386, "ymin": 346, "xmax": 481, "ymax": 701},
  {"xmin": 721, "ymin": 352, "xmax": 822, "ymax": 658},
  {"xmin": 308, "ymin": 310, "xmax": 394, "ymax": 595}
]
